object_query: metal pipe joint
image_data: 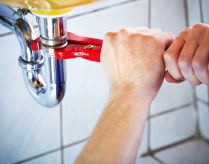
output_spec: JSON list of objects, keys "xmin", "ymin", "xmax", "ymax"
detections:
[{"xmin": 0, "ymin": 5, "xmax": 67, "ymax": 108}]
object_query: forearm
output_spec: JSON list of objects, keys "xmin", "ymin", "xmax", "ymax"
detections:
[{"xmin": 75, "ymin": 89, "xmax": 152, "ymax": 164}]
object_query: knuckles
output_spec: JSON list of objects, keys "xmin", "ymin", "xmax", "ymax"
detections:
[
  {"xmin": 192, "ymin": 56, "xmax": 209, "ymax": 83},
  {"xmin": 179, "ymin": 28, "xmax": 191, "ymax": 39},
  {"xmin": 105, "ymin": 32, "xmax": 117, "ymax": 40},
  {"xmin": 105, "ymin": 28, "xmax": 163, "ymax": 46},
  {"xmin": 192, "ymin": 23, "xmax": 208, "ymax": 32},
  {"xmin": 119, "ymin": 28, "xmax": 129, "ymax": 34},
  {"xmin": 191, "ymin": 57, "xmax": 203, "ymax": 71},
  {"xmin": 163, "ymin": 51, "xmax": 174, "ymax": 63},
  {"xmin": 192, "ymin": 23, "xmax": 209, "ymax": 38},
  {"xmin": 178, "ymin": 56, "xmax": 191, "ymax": 70},
  {"xmin": 177, "ymin": 54, "xmax": 209, "ymax": 84}
]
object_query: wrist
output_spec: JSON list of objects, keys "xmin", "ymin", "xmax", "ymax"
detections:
[{"xmin": 110, "ymin": 85, "xmax": 154, "ymax": 104}]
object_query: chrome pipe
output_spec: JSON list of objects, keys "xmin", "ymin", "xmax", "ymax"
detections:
[
  {"xmin": 0, "ymin": 5, "xmax": 67, "ymax": 108},
  {"xmin": 37, "ymin": 16, "xmax": 67, "ymax": 47},
  {"xmin": 0, "ymin": 5, "xmax": 39, "ymax": 61}
]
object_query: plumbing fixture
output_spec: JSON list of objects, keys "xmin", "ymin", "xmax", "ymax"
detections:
[
  {"xmin": 0, "ymin": 5, "xmax": 102, "ymax": 108},
  {"xmin": 0, "ymin": 5, "xmax": 66, "ymax": 108}
]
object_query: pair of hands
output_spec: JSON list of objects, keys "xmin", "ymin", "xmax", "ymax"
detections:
[{"xmin": 101, "ymin": 23, "xmax": 209, "ymax": 101}]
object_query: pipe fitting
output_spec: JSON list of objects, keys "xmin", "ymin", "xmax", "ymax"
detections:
[
  {"xmin": 0, "ymin": 5, "xmax": 67, "ymax": 108},
  {"xmin": 37, "ymin": 16, "xmax": 67, "ymax": 47}
]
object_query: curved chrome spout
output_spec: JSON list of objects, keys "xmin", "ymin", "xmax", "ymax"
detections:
[{"xmin": 0, "ymin": 5, "xmax": 66, "ymax": 108}]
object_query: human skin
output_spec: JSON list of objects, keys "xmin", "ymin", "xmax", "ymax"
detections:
[
  {"xmin": 75, "ymin": 27, "xmax": 173, "ymax": 164},
  {"xmin": 164, "ymin": 23, "xmax": 209, "ymax": 85}
]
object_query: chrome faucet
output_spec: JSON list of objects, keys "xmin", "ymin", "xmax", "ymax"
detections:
[
  {"xmin": 0, "ymin": 5, "xmax": 103, "ymax": 108},
  {"xmin": 0, "ymin": 5, "xmax": 66, "ymax": 108}
]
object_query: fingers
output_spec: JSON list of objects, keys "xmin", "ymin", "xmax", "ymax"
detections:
[
  {"xmin": 117, "ymin": 27, "xmax": 174, "ymax": 51},
  {"xmin": 163, "ymin": 28, "xmax": 191, "ymax": 82},
  {"xmin": 164, "ymin": 24, "xmax": 209, "ymax": 85},
  {"xmin": 164, "ymin": 36, "xmax": 185, "ymax": 80},
  {"xmin": 178, "ymin": 32, "xmax": 201, "ymax": 85},
  {"xmin": 193, "ymin": 40, "xmax": 209, "ymax": 84}
]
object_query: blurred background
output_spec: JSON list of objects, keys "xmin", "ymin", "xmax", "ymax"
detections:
[{"xmin": 0, "ymin": 0, "xmax": 208, "ymax": 163}]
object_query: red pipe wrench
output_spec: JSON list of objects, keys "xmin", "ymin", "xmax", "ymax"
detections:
[
  {"xmin": 31, "ymin": 32, "xmax": 103, "ymax": 62},
  {"xmin": 55, "ymin": 32, "xmax": 102, "ymax": 62}
]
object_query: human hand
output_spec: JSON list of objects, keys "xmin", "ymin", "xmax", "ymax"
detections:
[
  {"xmin": 101, "ymin": 27, "xmax": 174, "ymax": 101},
  {"xmin": 164, "ymin": 23, "xmax": 209, "ymax": 86}
]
